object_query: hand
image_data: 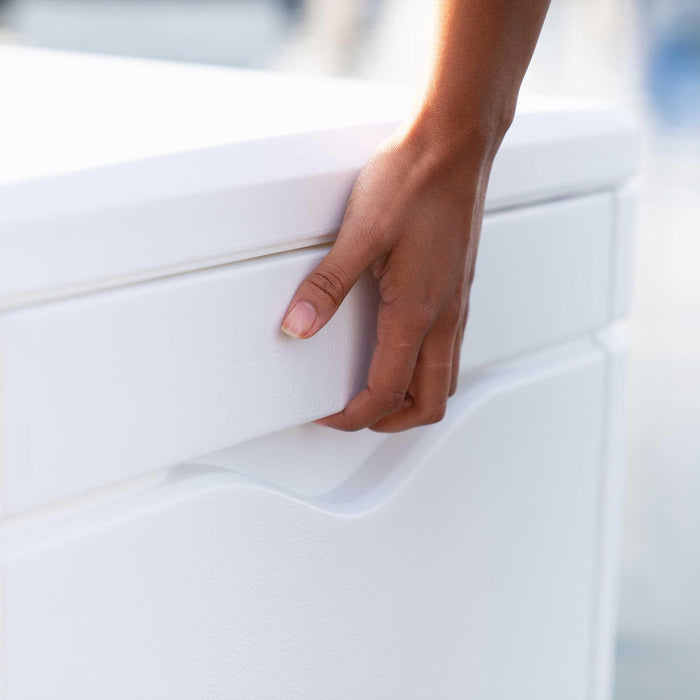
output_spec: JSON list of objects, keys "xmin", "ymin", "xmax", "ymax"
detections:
[
  {"xmin": 279, "ymin": 0, "xmax": 550, "ymax": 432},
  {"xmin": 281, "ymin": 122, "xmax": 499, "ymax": 432}
]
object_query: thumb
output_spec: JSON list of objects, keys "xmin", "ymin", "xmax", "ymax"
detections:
[{"xmin": 281, "ymin": 234, "xmax": 371, "ymax": 339}]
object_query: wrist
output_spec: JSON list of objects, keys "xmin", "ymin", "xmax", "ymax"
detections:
[{"xmin": 401, "ymin": 98, "xmax": 514, "ymax": 171}]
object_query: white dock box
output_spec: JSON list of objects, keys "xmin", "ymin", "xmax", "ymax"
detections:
[{"xmin": 0, "ymin": 48, "xmax": 637, "ymax": 700}]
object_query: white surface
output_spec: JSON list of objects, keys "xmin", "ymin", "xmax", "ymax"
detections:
[
  {"xmin": 0, "ymin": 46, "xmax": 637, "ymax": 700},
  {"xmin": 0, "ymin": 247, "xmax": 377, "ymax": 513},
  {"xmin": 1, "ymin": 345, "xmax": 605, "ymax": 700},
  {"xmin": 0, "ymin": 47, "xmax": 638, "ymax": 309},
  {"xmin": 0, "ymin": 194, "xmax": 612, "ymax": 514},
  {"xmin": 192, "ymin": 338, "xmax": 601, "ymax": 499},
  {"xmin": 463, "ymin": 193, "xmax": 613, "ymax": 366},
  {"xmin": 0, "ymin": 46, "xmax": 634, "ymax": 188},
  {"xmin": 612, "ymin": 184, "xmax": 638, "ymax": 320},
  {"xmin": 0, "ymin": 46, "xmax": 408, "ymax": 185},
  {"xmin": 591, "ymin": 328, "xmax": 629, "ymax": 700}
]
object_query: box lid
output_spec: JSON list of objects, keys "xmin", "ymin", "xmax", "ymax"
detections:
[{"xmin": 0, "ymin": 47, "xmax": 638, "ymax": 309}]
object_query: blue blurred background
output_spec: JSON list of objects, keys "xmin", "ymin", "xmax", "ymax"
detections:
[{"xmin": 1, "ymin": 1, "xmax": 698, "ymax": 697}]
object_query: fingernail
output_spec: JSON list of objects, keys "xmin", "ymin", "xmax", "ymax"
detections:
[{"xmin": 282, "ymin": 301, "xmax": 317, "ymax": 338}]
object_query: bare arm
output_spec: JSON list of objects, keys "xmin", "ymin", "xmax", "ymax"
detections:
[{"xmin": 282, "ymin": 0, "xmax": 551, "ymax": 432}]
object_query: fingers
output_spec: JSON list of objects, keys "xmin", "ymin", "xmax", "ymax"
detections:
[
  {"xmin": 448, "ymin": 305, "xmax": 468, "ymax": 397},
  {"xmin": 317, "ymin": 301, "xmax": 465, "ymax": 432},
  {"xmin": 281, "ymin": 231, "xmax": 373, "ymax": 339},
  {"xmin": 370, "ymin": 322, "xmax": 455, "ymax": 433},
  {"xmin": 315, "ymin": 307, "xmax": 428, "ymax": 431}
]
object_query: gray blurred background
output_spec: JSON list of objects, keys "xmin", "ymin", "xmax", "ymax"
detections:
[{"xmin": 1, "ymin": 1, "xmax": 698, "ymax": 697}]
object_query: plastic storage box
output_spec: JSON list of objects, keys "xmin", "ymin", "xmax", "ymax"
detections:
[{"xmin": 0, "ymin": 47, "xmax": 637, "ymax": 700}]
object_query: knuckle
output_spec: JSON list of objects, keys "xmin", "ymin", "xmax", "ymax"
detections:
[
  {"xmin": 394, "ymin": 301, "xmax": 437, "ymax": 335},
  {"xmin": 384, "ymin": 292, "xmax": 437, "ymax": 328},
  {"xmin": 377, "ymin": 274, "xmax": 402, "ymax": 306},
  {"xmin": 375, "ymin": 387, "xmax": 406, "ymax": 414},
  {"xmin": 422, "ymin": 402, "xmax": 447, "ymax": 425},
  {"xmin": 415, "ymin": 302, "xmax": 440, "ymax": 328},
  {"xmin": 443, "ymin": 300, "xmax": 463, "ymax": 326},
  {"xmin": 305, "ymin": 264, "xmax": 347, "ymax": 307}
]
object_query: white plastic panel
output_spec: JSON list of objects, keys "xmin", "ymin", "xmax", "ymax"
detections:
[
  {"xmin": 0, "ymin": 250, "xmax": 379, "ymax": 514},
  {"xmin": 1, "ymin": 345, "xmax": 606, "ymax": 700},
  {"xmin": 191, "ymin": 339, "xmax": 600, "ymax": 500},
  {"xmin": 611, "ymin": 183, "xmax": 638, "ymax": 319},
  {"xmin": 590, "ymin": 329, "xmax": 629, "ymax": 700},
  {"xmin": 463, "ymin": 192, "xmax": 613, "ymax": 367},
  {"xmin": 0, "ymin": 193, "xmax": 614, "ymax": 514},
  {"xmin": 0, "ymin": 48, "xmax": 638, "ymax": 309}
]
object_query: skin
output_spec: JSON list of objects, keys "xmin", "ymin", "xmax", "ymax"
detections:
[{"xmin": 282, "ymin": 0, "xmax": 551, "ymax": 432}]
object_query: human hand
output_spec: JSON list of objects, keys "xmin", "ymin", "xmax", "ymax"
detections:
[
  {"xmin": 281, "ymin": 121, "xmax": 501, "ymax": 432},
  {"xmin": 278, "ymin": 0, "xmax": 550, "ymax": 432}
]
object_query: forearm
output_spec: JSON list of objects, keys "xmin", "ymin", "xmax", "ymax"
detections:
[{"xmin": 409, "ymin": 0, "xmax": 551, "ymax": 157}]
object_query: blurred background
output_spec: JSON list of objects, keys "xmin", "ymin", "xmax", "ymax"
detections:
[{"xmin": 0, "ymin": 1, "xmax": 698, "ymax": 697}]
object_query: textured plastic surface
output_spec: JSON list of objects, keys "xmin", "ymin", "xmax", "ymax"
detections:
[
  {"xmin": 611, "ymin": 184, "xmax": 638, "ymax": 319},
  {"xmin": 0, "ymin": 194, "xmax": 612, "ymax": 513},
  {"xmin": 0, "ymin": 50, "xmax": 636, "ymax": 700},
  {"xmin": 2, "ymin": 347, "xmax": 605, "ymax": 700},
  {"xmin": 590, "ymin": 329, "xmax": 629, "ymax": 700}
]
